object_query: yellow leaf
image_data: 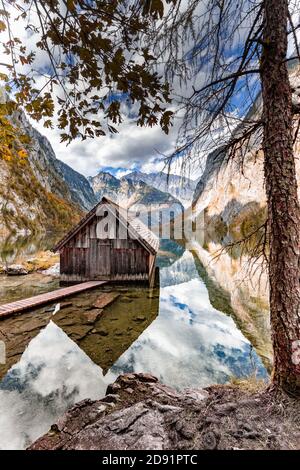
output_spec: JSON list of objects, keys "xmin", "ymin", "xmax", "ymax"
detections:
[
  {"xmin": 0, "ymin": 20, "xmax": 6, "ymax": 32},
  {"xmin": 18, "ymin": 148, "xmax": 27, "ymax": 158}
]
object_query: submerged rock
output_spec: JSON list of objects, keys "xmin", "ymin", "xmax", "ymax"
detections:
[
  {"xmin": 97, "ymin": 328, "xmax": 109, "ymax": 337},
  {"xmin": 134, "ymin": 316, "xmax": 146, "ymax": 322},
  {"xmin": 93, "ymin": 293, "xmax": 120, "ymax": 309},
  {"xmin": 83, "ymin": 309, "xmax": 103, "ymax": 323}
]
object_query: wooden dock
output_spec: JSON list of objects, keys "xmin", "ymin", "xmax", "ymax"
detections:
[{"xmin": 0, "ymin": 281, "xmax": 107, "ymax": 319}]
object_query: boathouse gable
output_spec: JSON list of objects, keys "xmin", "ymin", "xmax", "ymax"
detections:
[{"xmin": 53, "ymin": 197, "xmax": 158, "ymax": 283}]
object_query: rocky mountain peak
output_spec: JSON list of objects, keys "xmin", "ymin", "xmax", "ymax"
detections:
[{"xmin": 123, "ymin": 170, "xmax": 197, "ymax": 208}]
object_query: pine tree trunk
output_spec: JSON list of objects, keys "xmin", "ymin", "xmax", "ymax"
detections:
[{"xmin": 261, "ymin": 0, "xmax": 300, "ymax": 395}]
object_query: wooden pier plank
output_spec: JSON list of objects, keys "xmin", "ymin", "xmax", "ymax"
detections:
[{"xmin": 0, "ymin": 280, "xmax": 107, "ymax": 319}]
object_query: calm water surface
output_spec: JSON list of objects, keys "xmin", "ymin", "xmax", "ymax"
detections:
[{"xmin": 0, "ymin": 238, "xmax": 268, "ymax": 449}]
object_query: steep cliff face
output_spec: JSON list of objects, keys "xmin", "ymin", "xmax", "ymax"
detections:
[
  {"xmin": 193, "ymin": 142, "xmax": 300, "ymax": 246},
  {"xmin": 14, "ymin": 111, "xmax": 97, "ymax": 211},
  {"xmin": 0, "ymin": 105, "xmax": 96, "ymax": 235},
  {"xmin": 0, "ymin": 153, "xmax": 83, "ymax": 236},
  {"xmin": 88, "ymin": 171, "xmax": 122, "ymax": 201},
  {"xmin": 188, "ymin": 150, "xmax": 274, "ymax": 370},
  {"xmin": 192, "ymin": 148, "xmax": 268, "ymax": 234},
  {"xmin": 189, "ymin": 67, "xmax": 300, "ymax": 372},
  {"xmin": 192, "ymin": 66, "xmax": 300, "ymax": 238}
]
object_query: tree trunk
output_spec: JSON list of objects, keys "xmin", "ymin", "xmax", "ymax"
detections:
[{"xmin": 261, "ymin": 0, "xmax": 300, "ymax": 395}]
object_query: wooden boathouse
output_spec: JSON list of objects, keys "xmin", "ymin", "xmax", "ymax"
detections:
[{"xmin": 53, "ymin": 197, "xmax": 159, "ymax": 283}]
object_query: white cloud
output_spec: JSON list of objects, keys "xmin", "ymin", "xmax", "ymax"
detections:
[
  {"xmin": 2, "ymin": 1, "xmax": 299, "ymax": 180},
  {"xmin": 106, "ymin": 272, "xmax": 258, "ymax": 390},
  {"xmin": 31, "ymin": 108, "xmax": 183, "ymax": 177},
  {"xmin": 0, "ymin": 2, "xmax": 198, "ymax": 179}
]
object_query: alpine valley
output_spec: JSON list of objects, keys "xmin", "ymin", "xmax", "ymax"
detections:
[{"xmin": 0, "ymin": 98, "xmax": 194, "ymax": 236}]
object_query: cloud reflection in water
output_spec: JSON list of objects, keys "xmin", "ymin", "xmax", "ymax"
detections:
[
  {"xmin": 0, "ymin": 321, "xmax": 108, "ymax": 450},
  {"xmin": 108, "ymin": 252, "xmax": 267, "ymax": 389},
  {"xmin": 0, "ymin": 250, "xmax": 267, "ymax": 449}
]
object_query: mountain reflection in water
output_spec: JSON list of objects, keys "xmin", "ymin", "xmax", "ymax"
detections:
[
  {"xmin": 0, "ymin": 245, "xmax": 267, "ymax": 449},
  {"xmin": 107, "ymin": 251, "xmax": 267, "ymax": 388}
]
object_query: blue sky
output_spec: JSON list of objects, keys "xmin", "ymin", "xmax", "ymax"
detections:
[{"xmin": 1, "ymin": 0, "xmax": 299, "ymax": 180}]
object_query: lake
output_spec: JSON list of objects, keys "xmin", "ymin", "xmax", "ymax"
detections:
[{"xmin": 0, "ymin": 236, "xmax": 270, "ymax": 449}]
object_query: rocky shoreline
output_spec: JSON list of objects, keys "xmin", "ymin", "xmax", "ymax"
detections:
[
  {"xmin": 28, "ymin": 373, "xmax": 300, "ymax": 450},
  {"xmin": 0, "ymin": 250, "xmax": 59, "ymax": 276}
]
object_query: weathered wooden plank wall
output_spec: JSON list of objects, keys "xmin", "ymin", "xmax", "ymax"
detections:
[{"xmin": 60, "ymin": 214, "xmax": 153, "ymax": 282}]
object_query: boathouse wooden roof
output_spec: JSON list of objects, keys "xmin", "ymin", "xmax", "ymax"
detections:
[{"xmin": 53, "ymin": 197, "xmax": 159, "ymax": 255}]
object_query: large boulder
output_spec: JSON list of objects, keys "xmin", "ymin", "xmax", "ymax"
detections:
[
  {"xmin": 27, "ymin": 373, "xmax": 300, "ymax": 451},
  {"xmin": 28, "ymin": 373, "xmax": 208, "ymax": 451},
  {"xmin": 5, "ymin": 264, "xmax": 28, "ymax": 275}
]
